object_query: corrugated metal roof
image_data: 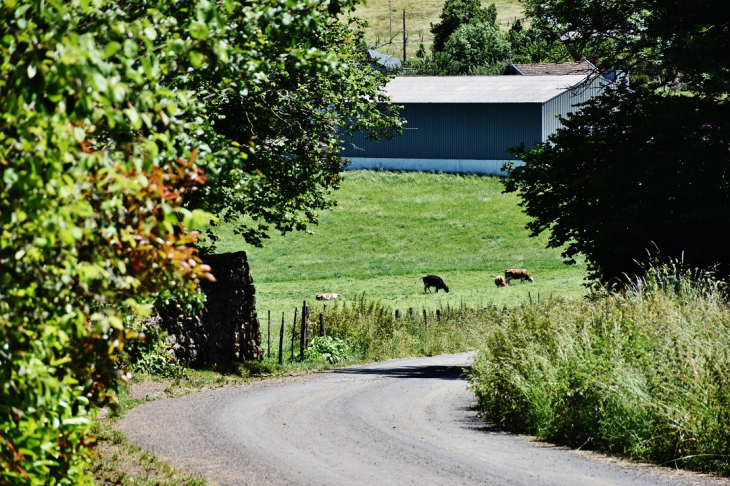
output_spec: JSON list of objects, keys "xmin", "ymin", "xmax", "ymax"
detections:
[
  {"xmin": 384, "ymin": 75, "xmax": 589, "ymax": 103},
  {"xmin": 509, "ymin": 61, "xmax": 598, "ymax": 76}
]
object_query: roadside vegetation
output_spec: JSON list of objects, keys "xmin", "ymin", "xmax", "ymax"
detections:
[{"xmin": 470, "ymin": 262, "xmax": 730, "ymax": 475}]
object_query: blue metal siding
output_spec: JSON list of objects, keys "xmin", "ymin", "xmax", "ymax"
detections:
[
  {"xmin": 342, "ymin": 103, "xmax": 543, "ymax": 160},
  {"xmin": 541, "ymin": 77, "xmax": 609, "ymax": 140}
]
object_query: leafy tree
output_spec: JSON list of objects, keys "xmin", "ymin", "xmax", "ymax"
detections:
[
  {"xmin": 0, "ymin": 0, "xmax": 398, "ymax": 483},
  {"xmin": 506, "ymin": 87, "xmax": 730, "ymax": 285},
  {"xmin": 506, "ymin": 20, "xmax": 571, "ymax": 64},
  {"xmin": 430, "ymin": 0, "xmax": 498, "ymax": 53},
  {"xmin": 523, "ymin": 0, "xmax": 730, "ymax": 95},
  {"xmin": 188, "ymin": 16, "xmax": 401, "ymax": 248},
  {"xmin": 442, "ymin": 22, "xmax": 511, "ymax": 74},
  {"xmin": 504, "ymin": 0, "xmax": 730, "ymax": 286}
]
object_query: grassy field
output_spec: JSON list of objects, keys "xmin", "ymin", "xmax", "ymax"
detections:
[
  {"xmin": 352, "ymin": 0, "xmax": 526, "ymax": 60},
  {"xmin": 209, "ymin": 170, "xmax": 587, "ymax": 321}
]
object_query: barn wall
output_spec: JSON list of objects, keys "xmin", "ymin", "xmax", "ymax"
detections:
[
  {"xmin": 342, "ymin": 103, "xmax": 543, "ymax": 161},
  {"xmin": 541, "ymin": 77, "xmax": 610, "ymax": 140}
]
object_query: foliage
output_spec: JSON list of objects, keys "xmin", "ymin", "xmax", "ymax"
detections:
[
  {"xmin": 305, "ymin": 336, "xmax": 352, "ymax": 364},
  {"xmin": 505, "ymin": 20, "xmax": 571, "ymax": 64},
  {"xmin": 505, "ymin": 86, "xmax": 730, "ymax": 285},
  {"xmin": 430, "ymin": 0, "xmax": 498, "ymax": 53},
  {"xmin": 523, "ymin": 0, "xmax": 730, "ymax": 96},
  {"xmin": 441, "ymin": 22, "xmax": 510, "ymax": 74},
  {"xmin": 470, "ymin": 262, "xmax": 730, "ymax": 474},
  {"xmin": 506, "ymin": 0, "xmax": 730, "ymax": 285},
  {"xmin": 0, "ymin": 0, "xmax": 395, "ymax": 484},
  {"xmin": 122, "ymin": 321, "xmax": 186, "ymax": 379},
  {"xmin": 191, "ymin": 16, "xmax": 402, "ymax": 248}
]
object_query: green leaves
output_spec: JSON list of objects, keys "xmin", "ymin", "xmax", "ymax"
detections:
[{"xmin": 1, "ymin": 0, "xmax": 399, "ymax": 482}]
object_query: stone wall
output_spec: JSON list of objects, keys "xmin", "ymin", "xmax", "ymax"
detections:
[{"xmin": 158, "ymin": 251, "xmax": 262, "ymax": 366}]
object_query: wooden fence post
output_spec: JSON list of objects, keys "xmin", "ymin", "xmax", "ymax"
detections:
[
  {"xmin": 267, "ymin": 310, "xmax": 271, "ymax": 360},
  {"xmin": 409, "ymin": 307, "xmax": 414, "ymax": 319},
  {"xmin": 529, "ymin": 291, "xmax": 532, "ymax": 305},
  {"xmin": 319, "ymin": 312, "xmax": 326, "ymax": 338},
  {"xmin": 395, "ymin": 309, "xmax": 400, "ymax": 320},
  {"xmin": 299, "ymin": 301, "xmax": 309, "ymax": 361},
  {"xmin": 290, "ymin": 307, "xmax": 298, "ymax": 362},
  {"xmin": 278, "ymin": 312, "xmax": 285, "ymax": 365},
  {"xmin": 436, "ymin": 309, "xmax": 441, "ymax": 322},
  {"xmin": 423, "ymin": 309, "xmax": 428, "ymax": 328}
]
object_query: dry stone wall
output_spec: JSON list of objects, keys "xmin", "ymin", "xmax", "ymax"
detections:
[{"xmin": 158, "ymin": 251, "xmax": 262, "ymax": 366}]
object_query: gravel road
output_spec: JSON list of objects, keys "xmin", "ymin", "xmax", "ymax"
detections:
[{"xmin": 118, "ymin": 353, "xmax": 727, "ymax": 486}]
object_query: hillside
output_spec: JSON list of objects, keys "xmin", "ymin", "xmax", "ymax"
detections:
[
  {"xmin": 209, "ymin": 171, "xmax": 587, "ymax": 318},
  {"xmin": 353, "ymin": 0, "xmax": 525, "ymax": 60}
]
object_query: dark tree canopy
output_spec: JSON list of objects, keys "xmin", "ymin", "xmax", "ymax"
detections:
[
  {"xmin": 506, "ymin": 88, "xmax": 730, "ymax": 284},
  {"xmin": 505, "ymin": 0, "xmax": 730, "ymax": 286},
  {"xmin": 506, "ymin": 20, "xmax": 572, "ymax": 64},
  {"xmin": 524, "ymin": 0, "xmax": 730, "ymax": 96}
]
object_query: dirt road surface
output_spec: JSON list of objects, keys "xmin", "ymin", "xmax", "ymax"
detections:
[{"xmin": 118, "ymin": 353, "xmax": 727, "ymax": 485}]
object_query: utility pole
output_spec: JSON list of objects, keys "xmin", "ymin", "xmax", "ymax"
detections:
[
  {"xmin": 403, "ymin": 10, "xmax": 406, "ymax": 62},
  {"xmin": 389, "ymin": 0, "xmax": 392, "ymax": 41}
]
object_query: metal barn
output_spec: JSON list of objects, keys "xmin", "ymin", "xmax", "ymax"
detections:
[{"xmin": 341, "ymin": 75, "xmax": 608, "ymax": 175}]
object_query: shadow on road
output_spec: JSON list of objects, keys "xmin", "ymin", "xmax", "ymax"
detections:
[{"xmin": 332, "ymin": 364, "xmax": 471, "ymax": 381}]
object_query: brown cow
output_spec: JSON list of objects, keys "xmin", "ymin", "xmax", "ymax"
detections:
[
  {"xmin": 494, "ymin": 275, "xmax": 508, "ymax": 287},
  {"xmin": 505, "ymin": 268, "xmax": 534, "ymax": 284},
  {"xmin": 316, "ymin": 292, "xmax": 340, "ymax": 301}
]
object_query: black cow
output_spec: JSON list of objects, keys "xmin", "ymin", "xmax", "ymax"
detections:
[{"xmin": 421, "ymin": 275, "xmax": 449, "ymax": 293}]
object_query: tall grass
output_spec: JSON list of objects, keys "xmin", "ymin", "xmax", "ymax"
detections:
[
  {"xmin": 469, "ymin": 263, "xmax": 730, "ymax": 474},
  {"xmin": 323, "ymin": 296, "xmax": 501, "ymax": 360}
]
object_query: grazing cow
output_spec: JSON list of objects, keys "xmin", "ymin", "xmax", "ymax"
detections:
[
  {"xmin": 494, "ymin": 275, "xmax": 508, "ymax": 287},
  {"xmin": 505, "ymin": 268, "xmax": 534, "ymax": 284},
  {"xmin": 316, "ymin": 293, "xmax": 340, "ymax": 301},
  {"xmin": 421, "ymin": 275, "xmax": 449, "ymax": 293}
]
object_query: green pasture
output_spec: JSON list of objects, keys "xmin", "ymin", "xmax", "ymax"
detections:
[
  {"xmin": 352, "ymin": 0, "xmax": 525, "ymax": 59},
  {"xmin": 209, "ymin": 170, "xmax": 587, "ymax": 319}
]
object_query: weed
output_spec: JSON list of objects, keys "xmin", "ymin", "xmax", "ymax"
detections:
[{"xmin": 306, "ymin": 336, "xmax": 352, "ymax": 364}]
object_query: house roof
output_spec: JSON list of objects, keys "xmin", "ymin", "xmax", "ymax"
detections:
[
  {"xmin": 367, "ymin": 49, "xmax": 402, "ymax": 70},
  {"xmin": 383, "ymin": 75, "xmax": 590, "ymax": 103},
  {"xmin": 508, "ymin": 61, "xmax": 599, "ymax": 76}
]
